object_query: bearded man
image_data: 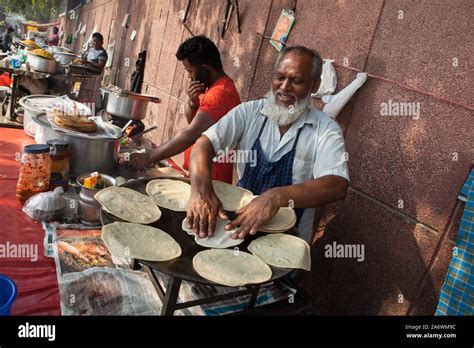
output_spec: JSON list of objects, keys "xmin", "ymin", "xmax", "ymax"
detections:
[{"xmin": 186, "ymin": 46, "xmax": 349, "ymax": 242}]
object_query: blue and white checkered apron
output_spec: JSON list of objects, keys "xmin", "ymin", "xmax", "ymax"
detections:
[
  {"xmin": 237, "ymin": 117, "xmax": 305, "ymax": 223},
  {"xmin": 436, "ymin": 169, "xmax": 474, "ymax": 315}
]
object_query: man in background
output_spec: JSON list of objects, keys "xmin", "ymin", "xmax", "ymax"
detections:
[
  {"xmin": 81, "ymin": 32, "xmax": 108, "ymax": 72},
  {"xmin": 47, "ymin": 27, "xmax": 60, "ymax": 47},
  {"xmin": 127, "ymin": 35, "xmax": 241, "ymax": 184},
  {"xmin": 1, "ymin": 28, "xmax": 14, "ymax": 52}
]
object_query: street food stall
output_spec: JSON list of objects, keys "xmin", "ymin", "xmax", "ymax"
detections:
[
  {"xmin": 0, "ymin": 84, "xmax": 313, "ymax": 315},
  {"xmin": 0, "ymin": 33, "xmax": 105, "ymax": 124}
]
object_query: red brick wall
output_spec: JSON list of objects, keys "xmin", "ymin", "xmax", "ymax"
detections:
[{"xmin": 58, "ymin": 0, "xmax": 473, "ymax": 315}]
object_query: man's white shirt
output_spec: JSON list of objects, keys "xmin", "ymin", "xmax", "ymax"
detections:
[{"xmin": 203, "ymin": 98, "xmax": 350, "ymax": 241}]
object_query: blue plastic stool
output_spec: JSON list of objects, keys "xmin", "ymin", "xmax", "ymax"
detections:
[{"xmin": 0, "ymin": 274, "xmax": 17, "ymax": 315}]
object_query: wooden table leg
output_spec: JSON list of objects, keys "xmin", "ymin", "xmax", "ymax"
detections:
[{"xmin": 161, "ymin": 275, "xmax": 182, "ymax": 316}]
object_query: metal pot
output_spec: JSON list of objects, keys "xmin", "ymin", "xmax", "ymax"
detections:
[
  {"xmin": 50, "ymin": 46, "xmax": 72, "ymax": 53},
  {"xmin": 27, "ymin": 53, "xmax": 57, "ymax": 74},
  {"xmin": 32, "ymin": 114, "xmax": 124, "ymax": 176},
  {"xmin": 52, "ymin": 52, "xmax": 78, "ymax": 65},
  {"xmin": 77, "ymin": 173, "xmax": 116, "ymax": 225},
  {"xmin": 102, "ymin": 88, "xmax": 160, "ymax": 120},
  {"xmin": 19, "ymin": 95, "xmax": 59, "ymax": 137}
]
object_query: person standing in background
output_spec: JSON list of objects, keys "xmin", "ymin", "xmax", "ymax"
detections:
[
  {"xmin": 1, "ymin": 28, "xmax": 14, "ymax": 52},
  {"xmin": 47, "ymin": 27, "xmax": 60, "ymax": 47}
]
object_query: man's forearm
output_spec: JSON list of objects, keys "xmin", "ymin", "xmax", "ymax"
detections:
[
  {"xmin": 185, "ymin": 104, "xmax": 198, "ymax": 124},
  {"xmin": 85, "ymin": 60, "xmax": 105, "ymax": 70},
  {"xmin": 189, "ymin": 136, "xmax": 215, "ymax": 189},
  {"xmin": 268, "ymin": 176, "xmax": 349, "ymax": 209},
  {"xmin": 148, "ymin": 129, "xmax": 199, "ymax": 164}
]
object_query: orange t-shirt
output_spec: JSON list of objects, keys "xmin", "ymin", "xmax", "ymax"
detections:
[{"xmin": 183, "ymin": 76, "xmax": 241, "ymax": 184}]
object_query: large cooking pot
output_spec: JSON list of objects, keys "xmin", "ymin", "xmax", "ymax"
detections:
[
  {"xmin": 32, "ymin": 113, "xmax": 123, "ymax": 176},
  {"xmin": 102, "ymin": 88, "xmax": 160, "ymax": 120},
  {"xmin": 19, "ymin": 95, "xmax": 59, "ymax": 137},
  {"xmin": 27, "ymin": 53, "xmax": 57, "ymax": 74}
]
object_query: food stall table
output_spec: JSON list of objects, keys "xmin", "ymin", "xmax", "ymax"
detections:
[
  {"xmin": 100, "ymin": 177, "xmax": 298, "ymax": 316},
  {"xmin": 0, "ymin": 65, "xmax": 96, "ymax": 121},
  {"xmin": 0, "ymin": 126, "xmax": 61, "ymax": 315}
]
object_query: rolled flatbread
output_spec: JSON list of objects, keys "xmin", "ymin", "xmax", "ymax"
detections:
[
  {"xmin": 182, "ymin": 218, "xmax": 243, "ymax": 248},
  {"xmin": 248, "ymin": 234, "xmax": 311, "ymax": 271},
  {"xmin": 102, "ymin": 222, "xmax": 181, "ymax": 261},
  {"xmin": 193, "ymin": 249, "xmax": 272, "ymax": 287},
  {"xmin": 95, "ymin": 186, "xmax": 161, "ymax": 224},
  {"xmin": 146, "ymin": 179, "xmax": 191, "ymax": 212}
]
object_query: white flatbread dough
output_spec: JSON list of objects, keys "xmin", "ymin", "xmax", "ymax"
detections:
[
  {"xmin": 212, "ymin": 181, "xmax": 254, "ymax": 211},
  {"xmin": 146, "ymin": 179, "xmax": 191, "ymax": 212},
  {"xmin": 95, "ymin": 186, "xmax": 161, "ymax": 224},
  {"xmin": 182, "ymin": 218, "xmax": 243, "ymax": 248},
  {"xmin": 102, "ymin": 222, "xmax": 181, "ymax": 261},
  {"xmin": 193, "ymin": 249, "xmax": 272, "ymax": 287},
  {"xmin": 248, "ymin": 234, "xmax": 311, "ymax": 271}
]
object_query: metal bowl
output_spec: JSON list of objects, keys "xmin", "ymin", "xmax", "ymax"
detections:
[{"xmin": 77, "ymin": 173, "xmax": 116, "ymax": 225}]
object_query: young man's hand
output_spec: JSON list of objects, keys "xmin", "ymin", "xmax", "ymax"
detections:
[
  {"xmin": 187, "ymin": 80, "xmax": 206, "ymax": 108},
  {"xmin": 123, "ymin": 153, "xmax": 152, "ymax": 171}
]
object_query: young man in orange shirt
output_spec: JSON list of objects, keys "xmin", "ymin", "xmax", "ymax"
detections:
[{"xmin": 128, "ymin": 36, "xmax": 240, "ymax": 183}]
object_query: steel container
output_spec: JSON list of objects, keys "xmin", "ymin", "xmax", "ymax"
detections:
[
  {"xmin": 77, "ymin": 173, "xmax": 116, "ymax": 225},
  {"xmin": 32, "ymin": 114, "xmax": 123, "ymax": 176},
  {"xmin": 27, "ymin": 53, "xmax": 57, "ymax": 74}
]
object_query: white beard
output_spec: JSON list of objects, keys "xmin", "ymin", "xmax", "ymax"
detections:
[{"xmin": 262, "ymin": 91, "xmax": 311, "ymax": 126}]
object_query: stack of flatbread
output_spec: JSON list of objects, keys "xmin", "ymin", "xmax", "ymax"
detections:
[
  {"xmin": 259, "ymin": 207, "xmax": 297, "ymax": 232},
  {"xmin": 52, "ymin": 109, "xmax": 97, "ymax": 133},
  {"xmin": 146, "ymin": 179, "xmax": 190, "ymax": 212},
  {"xmin": 240, "ymin": 195, "xmax": 297, "ymax": 233},
  {"xmin": 95, "ymin": 186, "xmax": 161, "ymax": 224}
]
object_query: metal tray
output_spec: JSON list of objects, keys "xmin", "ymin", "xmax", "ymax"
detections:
[{"xmin": 100, "ymin": 177, "xmax": 295, "ymax": 286}]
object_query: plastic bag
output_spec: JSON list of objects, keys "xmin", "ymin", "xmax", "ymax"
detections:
[
  {"xmin": 22, "ymin": 187, "xmax": 66, "ymax": 222},
  {"xmin": 312, "ymin": 59, "xmax": 337, "ymax": 98},
  {"xmin": 322, "ymin": 72, "xmax": 368, "ymax": 119}
]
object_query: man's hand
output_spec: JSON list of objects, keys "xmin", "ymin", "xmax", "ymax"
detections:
[
  {"xmin": 186, "ymin": 186, "xmax": 228, "ymax": 238},
  {"xmin": 123, "ymin": 153, "xmax": 152, "ymax": 171},
  {"xmin": 187, "ymin": 80, "xmax": 206, "ymax": 108},
  {"xmin": 225, "ymin": 192, "xmax": 281, "ymax": 239}
]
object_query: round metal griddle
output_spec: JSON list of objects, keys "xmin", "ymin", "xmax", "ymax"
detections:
[{"xmin": 100, "ymin": 177, "xmax": 295, "ymax": 286}]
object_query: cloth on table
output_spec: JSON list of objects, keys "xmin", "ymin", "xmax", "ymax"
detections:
[{"xmin": 0, "ymin": 127, "xmax": 60, "ymax": 315}]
